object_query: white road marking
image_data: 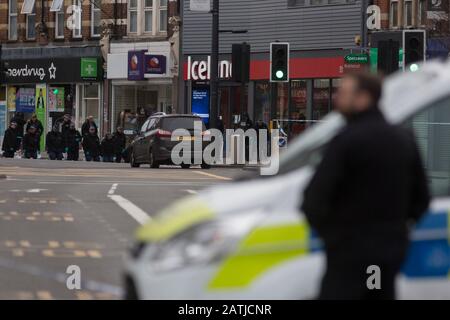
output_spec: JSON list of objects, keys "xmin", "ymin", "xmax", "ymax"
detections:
[
  {"xmin": 107, "ymin": 195, "xmax": 151, "ymax": 225},
  {"xmin": 194, "ymin": 171, "xmax": 232, "ymax": 181},
  {"xmin": 108, "ymin": 183, "xmax": 118, "ymax": 195},
  {"xmin": 185, "ymin": 189, "xmax": 197, "ymax": 194}
]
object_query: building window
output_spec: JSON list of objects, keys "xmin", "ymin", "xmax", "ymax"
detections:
[
  {"xmin": 26, "ymin": 3, "xmax": 36, "ymax": 40},
  {"xmin": 290, "ymin": 80, "xmax": 307, "ymax": 137},
  {"xmin": 129, "ymin": 0, "xmax": 138, "ymax": 33},
  {"xmin": 390, "ymin": 1, "xmax": 399, "ymax": 28},
  {"xmin": 128, "ymin": 0, "xmax": 168, "ymax": 36},
  {"xmin": 73, "ymin": 0, "xmax": 82, "ymax": 38},
  {"xmin": 144, "ymin": 0, "xmax": 153, "ymax": 33},
  {"xmin": 50, "ymin": 0, "xmax": 64, "ymax": 11},
  {"xmin": 91, "ymin": 0, "xmax": 101, "ymax": 37},
  {"xmin": 55, "ymin": 5, "xmax": 65, "ymax": 39},
  {"xmin": 404, "ymin": 0, "xmax": 413, "ymax": 27},
  {"xmin": 418, "ymin": 0, "xmax": 427, "ymax": 26},
  {"xmin": 9, "ymin": 0, "xmax": 18, "ymax": 40},
  {"xmin": 159, "ymin": 0, "xmax": 168, "ymax": 32}
]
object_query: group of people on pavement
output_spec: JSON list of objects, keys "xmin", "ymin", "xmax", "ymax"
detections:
[{"xmin": 2, "ymin": 113, "xmax": 127, "ymax": 163}]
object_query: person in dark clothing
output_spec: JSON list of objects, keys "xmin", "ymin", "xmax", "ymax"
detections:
[
  {"xmin": 46, "ymin": 126, "xmax": 64, "ymax": 160},
  {"xmin": 2, "ymin": 122, "xmax": 19, "ymax": 158},
  {"xmin": 112, "ymin": 127, "xmax": 127, "ymax": 163},
  {"xmin": 254, "ymin": 119, "xmax": 269, "ymax": 161},
  {"xmin": 26, "ymin": 113, "xmax": 44, "ymax": 152},
  {"xmin": 22, "ymin": 126, "xmax": 40, "ymax": 159},
  {"xmin": 81, "ymin": 116, "xmax": 98, "ymax": 136},
  {"xmin": 61, "ymin": 114, "xmax": 72, "ymax": 146},
  {"xmin": 82, "ymin": 127, "xmax": 101, "ymax": 162},
  {"xmin": 11, "ymin": 112, "xmax": 25, "ymax": 146},
  {"xmin": 101, "ymin": 133, "xmax": 115, "ymax": 162},
  {"xmin": 66, "ymin": 123, "xmax": 82, "ymax": 161},
  {"xmin": 301, "ymin": 73, "xmax": 430, "ymax": 300}
]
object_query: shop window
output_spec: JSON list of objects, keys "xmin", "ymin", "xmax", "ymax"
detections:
[
  {"xmin": 83, "ymin": 84, "xmax": 100, "ymax": 127},
  {"xmin": 290, "ymin": 80, "xmax": 307, "ymax": 137},
  {"xmin": 331, "ymin": 78, "xmax": 342, "ymax": 110},
  {"xmin": 91, "ymin": 0, "xmax": 101, "ymax": 37},
  {"xmin": 254, "ymin": 82, "xmax": 271, "ymax": 125},
  {"xmin": 55, "ymin": 5, "xmax": 65, "ymax": 39},
  {"xmin": 9, "ymin": 0, "xmax": 18, "ymax": 40},
  {"xmin": 390, "ymin": 1, "xmax": 399, "ymax": 28},
  {"xmin": 72, "ymin": 0, "xmax": 82, "ymax": 38},
  {"xmin": 26, "ymin": 3, "xmax": 36, "ymax": 40},
  {"xmin": 313, "ymin": 79, "xmax": 330, "ymax": 121},
  {"xmin": 159, "ymin": 0, "xmax": 168, "ymax": 32}
]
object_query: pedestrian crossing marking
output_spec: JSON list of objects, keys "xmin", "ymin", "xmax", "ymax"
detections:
[
  {"xmin": 12, "ymin": 248, "xmax": 24, "ymax": 257},
  {"xmin": 63, "ymin": 241, "xmax": 76, "ymax": 249},
  {"xmin": 48, "ymin": 241, "xmax": 60, "ymax": 248},
  {"xmin": 0, "ymin": 211, "xmax": 75, "ymax": 222},
  {"xmin": 0, "ymin": 200, "xmax": 7, "ymax": 203},
  {"xmin": 5, "ymin": 241, "xmax": 16, "ymax": 247},
  {"xmin": 75, "ymin": 291, "xmax": 94, "ymax": 300},
  {"xmin": 19, "ymin": 241, "xmax": 30, "ymax": 248},
  {"xmin": 42, "ymin": 249, "xmax": 55, "ymax": 257},
  {"xmin": 87, "ymin": 250, "xmax": 102, "ymax": 258},
  {"xmin": 26, "ymin": 216, "xmax": 37, "ymax": 221},
  {"xmin": 18, "ymin": 197, "xmax": 58, "ymax": 204},
  {"xmin": 73, "ymin": 250, "xmax": 87, "ymax": 257},
  {"xmin": 36, "ymin": 291, "xmax": 53, "ymax": 300}
]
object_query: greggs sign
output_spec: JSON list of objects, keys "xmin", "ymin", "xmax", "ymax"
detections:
[{"xmin": 186, "ymin": 56, "xmax": 232, "ymax": 81}]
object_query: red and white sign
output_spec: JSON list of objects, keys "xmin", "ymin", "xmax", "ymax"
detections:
[{"xmin": 186, "ymin": 56, "xmax": 232, "ymax": 81}]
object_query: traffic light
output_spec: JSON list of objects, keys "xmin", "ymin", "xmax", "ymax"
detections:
[
  {"xmin": 403, "ymin": 30, "xmax": 425, "ymax": 72},
  {"xmin": 232, "ymin": 43, "xmax": 250, "ymax": 83},
  {"xmin": 270, "ymin": 42, "xmax": 289, "ymax": 82},
  {"xmin": 377, "ymin": 40, "xmax": 400, "ymax": 75}
]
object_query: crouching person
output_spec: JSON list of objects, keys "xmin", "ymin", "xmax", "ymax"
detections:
[
  {"xmin": 101, "ymin": 133, "xmax": 115, "ymax": 162},
  {"xmin": 46, "ymin": 126, "xmax": 64, "ymax": 160},
  {"xmin": 82, "ymin": 127, "xmax": 101, "ymax": 162},
  {"xmin": 66, "ymin": 123, "xmax": 82, "ymax": 161},
  {"xmin": 23, "ymin": 126, "xmax": 39, "ymax": 159}
]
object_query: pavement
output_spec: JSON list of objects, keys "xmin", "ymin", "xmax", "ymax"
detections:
[{"xmin": 0, "ymin": 158, "xmax": 245, "ymax": 300}]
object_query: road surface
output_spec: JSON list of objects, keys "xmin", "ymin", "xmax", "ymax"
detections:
[{"xmin": 0, "ymin": 159, "xmax": 245, "ymax": 300}]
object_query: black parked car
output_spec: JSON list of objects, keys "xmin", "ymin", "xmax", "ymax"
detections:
[{"xmin": 129, "ymin": 114, "xmax": 211, "ymax": 169}]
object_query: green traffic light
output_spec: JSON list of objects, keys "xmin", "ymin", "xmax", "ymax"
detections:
[
  {"xmin": 276, "ymin": 70, "xmax": 284, "ymax": 79},
  {"xmin": 53, "ymin": 88, "xmax": 59, "ymax": 94},
  {"xmin": 409, "ymin": 64, "xmax": 419, "ymax": 72}
]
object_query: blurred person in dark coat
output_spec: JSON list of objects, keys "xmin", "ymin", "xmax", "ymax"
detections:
[
  {"xmin": 23, "ymin": 126, "xmax": 40, "ymax": 159},
  {"xmin": 301, "ymin": 73, "xmax": 430, "ymax": 300},
  {"xmin": 2, "ymin": 121, "xmax": 19, "ymax": 158},
  {"xmin": 112, "ymin": 127, "xmax": 127, "ymax": 163}
]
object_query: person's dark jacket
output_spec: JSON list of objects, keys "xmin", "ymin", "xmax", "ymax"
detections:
[
  {"xmin": 112, "ymin": 131, "xmax": 126, "ymax": 154},
  {"xmin": 22, "ymin": 132, "xmax": 39, "ymax": 153},
  {"xmin": 82, "ymin": 134, "xmax": 101, "ymax": 157},
  {"xmin": 2, "ymin": 128, "xmax": 19, "ymax": 153},
  {"xmin": 82, "ymin": 121, "xmax": 98, "ymax": 136},
  {"xmin": 66, "ymin": 129, "xmax": 82, "ymax": 150},
  {"xmin": 301, "ymin": 108, "xmax": 430, "ymax": 261},
  {"xmin": 11, "ymin": 114, "xmax": 25, "ymax": 137},
  {"xmin": 61, "ymin": 120, "xmax": 72, "ymax": 142},
  {"xmin": 101, "ymin": 138, "xmax": 115, "ymax": 157},
  {"xmin": 46, "ymin": 131, "xmax": 64, "ymax": 153},
  {"xmin": 26, "ymin": 120, "xmax": 44, "ymax": 138}
]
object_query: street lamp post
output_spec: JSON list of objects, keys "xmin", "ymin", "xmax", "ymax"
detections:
[{"xmin": 209, "ymin": 0, "xmax": 219, "ymax": 129}]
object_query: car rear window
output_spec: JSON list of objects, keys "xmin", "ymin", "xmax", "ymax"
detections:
[{"xmin": 162, "ymin": 117, "xmax": 205, "ymax": 131}]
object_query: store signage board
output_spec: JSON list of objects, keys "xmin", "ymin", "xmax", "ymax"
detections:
[
  {"xmin": 128, "ymin": 50, "xmax": 147, "ymax": 80},
  {"xmin": 144, "ymin": 54, "xmax": 167, "ymax": 74},
  {"xmin": 344, "ymin": 53, "xmax": 369, "ymax": 64},
  {"xmin": 35, "ymin": 84, "xmax": 47, "ymax": 150},
  {"xmin": 81, "ymin": 58, "xmax": 98, "ymax": 80},
  {"xmin": 0, "ymin": 101, "xmax": 6, "ymax": 146},
  {"xmin": 4, "ymin": 57, "xmax": 102, "ymax": 84},
  {"xmin": 190, "ymin": 0, "xmax": 210, "ymax": 12},
  {"xmin": 16, "ymin": 88, "xmax": 35, "ymax": 113},
  {"xmin": 191, "ymin": 88, "xmax": 210, "ymax": 125}
]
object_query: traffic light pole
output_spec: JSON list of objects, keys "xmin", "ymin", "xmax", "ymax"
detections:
[{"xmin": 209, "ymin": 0, "xmax": 219, "ymax": 129}]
